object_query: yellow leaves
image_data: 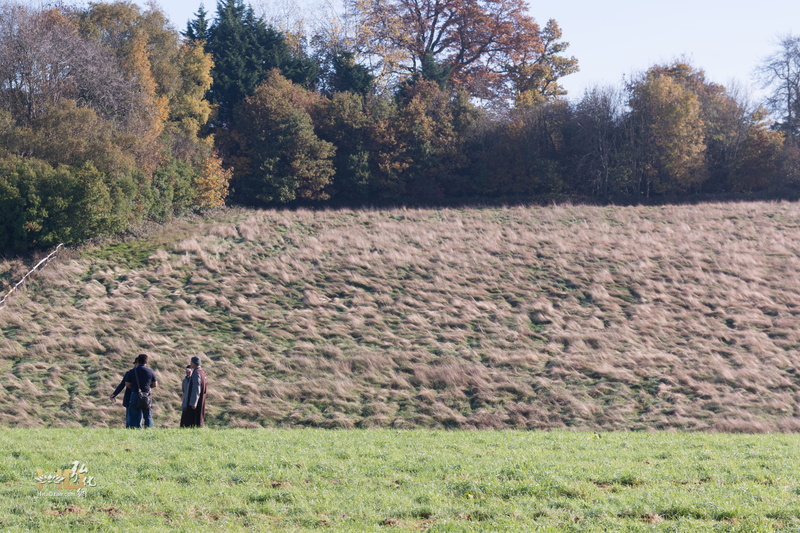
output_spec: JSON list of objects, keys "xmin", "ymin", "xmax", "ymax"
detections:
[
  {"xmin": 171, "ymin": 41, "xmax": 214, "ymax": 135},
  {"xmin": 179, "ymin": 41, "xmax": 214, "ymax": 95},
  {"xmin": 123, "ymin": 34, "xmax": 169, "ymax": 147},
  {"xmin": 514, "ymin": 89, "xmax": 546, "ymax": 109},
  {"xmin": 630, "ymin": 72, "xmax": 707, "ymax": 193},
  {"xmin": 125, "ymin": 34, "xmax": 157, "ymax": 96},
  {"xmin": 194, "ymin": 152, "xmax": 232, "ymax": 208},
  {"xmin": 79, "ymin": 1, "xmax": 203, "ymax": 171},
  {"xmin": 507, "ymin": 19, "xmax": 577, "ymax": 105}
]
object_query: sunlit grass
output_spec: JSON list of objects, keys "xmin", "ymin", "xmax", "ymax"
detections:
[
  {"xmin": 0, "ymin": 429, "xmax": 798, "ymax": 532},
  {"xmin": 2, "ymin": 202, "xmax": 800, "ymax": 430}
]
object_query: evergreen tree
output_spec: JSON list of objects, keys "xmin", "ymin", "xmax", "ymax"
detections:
[
  {"xmin": 329, "ymin": 51, "xmax": 374, "ymax": 96},
  {"xmin": 183, "ymin": 4, "xmax": 210, "ymax": 43},
  {"xmin": 420, "ymin": 52, "xmax": 451, "ymax": 88},
  {"xmin": 204, "ymin": 0, "xmax": 317, "ymax": 127}
]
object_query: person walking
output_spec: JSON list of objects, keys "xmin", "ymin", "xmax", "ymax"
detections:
[
  {"xmin": 125, "ymin": 353, "xmax": 158, "ymax": 428},
  {"xmin": 110, "ymin": 358, "xmax": 139, "ymax": 428},
  {"xmin": 180, "ymin": 356, "xmax": 207, "ymax": 427}
]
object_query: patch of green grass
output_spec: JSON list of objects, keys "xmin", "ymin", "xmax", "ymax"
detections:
[
  {"xmin": 82, "ymin": 241, "xmax": 162, "ymax": 270},
  {"xmin": 0, "ymin": 430, "xmax": 799, "ymax": 531}
]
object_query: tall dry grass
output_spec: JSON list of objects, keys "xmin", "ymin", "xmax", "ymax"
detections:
[{"xmin": 2, "ymin": 202, "xmax": 800, "ymax": 430}]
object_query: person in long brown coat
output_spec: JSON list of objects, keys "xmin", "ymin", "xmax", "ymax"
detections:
[{"xmin": 180, "ymin": 356, "xmax": 207, "ymax": 427}]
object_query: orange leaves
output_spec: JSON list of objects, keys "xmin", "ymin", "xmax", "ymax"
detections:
[{"xmin": 349, "ymin": 0, "xmax": 574, "ymax": 102}]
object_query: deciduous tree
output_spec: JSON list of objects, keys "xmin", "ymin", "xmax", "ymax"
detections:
[
  {"xmin": 628, "ymin": 69, "xmax": 707, "ymax": 195},
  {"xmin": 728, "ymin": 108, "xmax": 784, "ymax": 192},
  {"xmin": 0, "ymin": 2, "xmax": 136, "ymax": 125},
  {"xmin": 316, "ymin": 91, "xmax": 375, "ymax": 201},
  {"xmin": 570, "ymin": 86, "xmax": 627, "ymax": 198},
  {"xmin": 348, "ymin": 0, "xmax": 576, "ymax": 102},
  {"xmin": 232, "ymin": 70, "xmax": 335, "ymax": 203},
  {"xmin": 508, "ymin": 19, "xmax": 578, "ymax": 107},
  {"xmin": 166, "ymin": 40, "xmax": 215, "ymax": 162},
  {"xmin": 757, "ymin": 34, "xmax": 800, "ymax": 145},
  {"xmin": 194, "ymin": 152, "xmax": 232, "ymax": 207},
  {"xmin": 79, "ymin": 1, "xmax": 187, "ymax": 172}
]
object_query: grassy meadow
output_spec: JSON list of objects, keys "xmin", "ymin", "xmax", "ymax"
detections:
[
  {"xmin": 1, "ymin": 428, "xmax": 799, "ymax": 532},
  {"xmin": 2, "ymin": 202, "xmax": 800, "ymax": 430}
]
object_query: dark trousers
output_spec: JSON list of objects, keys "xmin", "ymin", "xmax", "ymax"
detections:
[
  {"xmin": 125, "ymin": 404, "xmax": 135, "ymax": 428},
  {"xmin": 129, "ymin": 390, "xmax": 153, "ymax": 428}
]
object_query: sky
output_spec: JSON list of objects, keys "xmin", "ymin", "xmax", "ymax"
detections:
[
  {"xmin": 542, "ymin": 0, "xmax": 800, "ymax": 100},
  {"xmin": 140, "ymin": 0, "xmax": 799, "ymax": 102}
]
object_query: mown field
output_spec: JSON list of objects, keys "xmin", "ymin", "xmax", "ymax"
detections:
[
  {"xmin": 1, "ymin": 428, "xmax": 798, "ymax": 532},
  {"xmin": 2, "ymin": 202, "xmax": 800, "ymax": 430}
]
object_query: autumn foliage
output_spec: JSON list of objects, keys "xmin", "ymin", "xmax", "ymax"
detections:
[
  {"xmin": 0, "ymin": 1, "xmax": 228, "ymax": 252},
  {"xmin": 348, "ymin": 0, "xmax": 577, "ymax": 101},
  {"xmin": 231, "ymin": 70, "xmax": 334, "ymax": 203},
  {"xmin": 0, "ymin": 0, "xmax": 798, "ymax": 252}
]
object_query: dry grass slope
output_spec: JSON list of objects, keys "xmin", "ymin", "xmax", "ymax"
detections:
[{"xmin": 2, "ymin": 202, "xmax": 800, "ymax": 431}]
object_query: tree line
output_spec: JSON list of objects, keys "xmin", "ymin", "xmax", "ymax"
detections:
[
  {"xmin": 0, "ymin": 1, "xmax": 229, "ymax": 252},
  {"xmin": 1, "ymin": 0, "xmax": 797, "ymax": 252}
]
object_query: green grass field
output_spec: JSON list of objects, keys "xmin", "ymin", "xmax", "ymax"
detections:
[{"xmin": 1, "ymin": 429, "xmax": 798, "ymax": 532}]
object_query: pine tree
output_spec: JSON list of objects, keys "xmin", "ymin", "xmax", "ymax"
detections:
[
  {"xmin": 183, "ymin": 4, "xmax": 210, "ymax": 43},
  {"xmin": 329, "ymin": 51, "xmax": 374, "ymax": 96},
  {"xmin": 205, "ymin": 0, "xmax": 317, "ymax": 127}
]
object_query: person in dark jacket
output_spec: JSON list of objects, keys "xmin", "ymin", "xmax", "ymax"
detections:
[
  {"xmin": 180, "ymin": 356, "xmax": 207, "ymax": 427},
  {"xmin": 125, "ymin": 353, "xmax": 158, "ymax": 428},
  {"xmin": 110, "ymin": 359, "xmax": 138, "ymax": 428},
  {"xmin": 181, "ymin": 365, "xmax": 192, "ymax": 396},
  {"xmin": 180, "ymin": 365, "xmax": 192, "ymax": 421}
]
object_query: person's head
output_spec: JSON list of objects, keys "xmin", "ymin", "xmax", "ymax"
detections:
[
  {"xmin": 137, "ymin": 353, "xmax": 149, "ymax": 366},
  {"xmin": 185, "ymin": 365, "xmax": 192, "ymax": 377},
  {"xmin": 133, "ymin": 358, "xmax": 139, "ymax": 366},
  {"xmin": 190, "ymin": 356, "xmax": 201, "ymax": 369}
]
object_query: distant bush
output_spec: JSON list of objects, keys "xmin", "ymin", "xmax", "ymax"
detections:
[{"xmin": 0, "ymin": 157, "xmax": 129, "ymax": 251}]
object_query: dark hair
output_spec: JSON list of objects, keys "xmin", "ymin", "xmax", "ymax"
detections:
[
  {"xmin": 137, "ymin": 353, "xmax": 149, "ymax": 365},
  {"xmin": 191, "ymin": 356, "xmax": 201, "ymax": 366}
]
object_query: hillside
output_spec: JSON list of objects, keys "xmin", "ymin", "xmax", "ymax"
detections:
[{"xmin": 2, "ymin": 202, "xmax": 800, "ymax": 430}]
